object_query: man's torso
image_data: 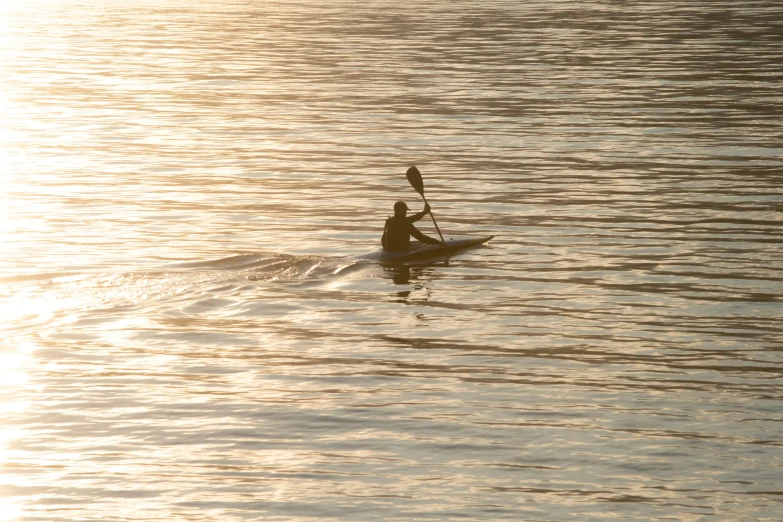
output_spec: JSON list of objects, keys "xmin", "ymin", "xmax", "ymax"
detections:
[{"xmin": 382, "ymin": 216, "xmax": 412, "ymax": 252}]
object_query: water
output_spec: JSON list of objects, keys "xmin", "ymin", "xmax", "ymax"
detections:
[{"xmin": 1, "ymin": 1, "xmax": 782, "ymax": 520}]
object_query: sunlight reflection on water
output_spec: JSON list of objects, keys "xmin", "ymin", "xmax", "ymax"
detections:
[{"xmin": 0, "ymin": 0, "xmax": 781, "ymax": 520}]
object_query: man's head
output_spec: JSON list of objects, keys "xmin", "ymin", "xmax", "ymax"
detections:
[{"xmin": 394, "ymin": 201, "xmax": 408, "ymax": 217}]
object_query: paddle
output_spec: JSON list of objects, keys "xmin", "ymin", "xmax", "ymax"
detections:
[{"xmin": 406, "ymin": 166, "xmax": 445, "ymax": 243}]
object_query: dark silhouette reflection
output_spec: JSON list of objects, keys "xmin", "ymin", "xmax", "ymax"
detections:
[
  {"xmin": 390, "ymin": 265, "xmax": 412, "ymax": 285},
  {"xmin": 380, "ymin": 263, "xmax": 444, "ymax": 304}
]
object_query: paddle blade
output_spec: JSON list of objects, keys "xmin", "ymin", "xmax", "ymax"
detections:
[{"xmin": 406, "ymin": 166, "xmax": 424, "ymax": 196}]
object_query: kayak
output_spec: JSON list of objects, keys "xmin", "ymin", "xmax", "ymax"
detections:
[{"xmin": 355, "ymin": 235, "xmax": 494, "ymax": 263}]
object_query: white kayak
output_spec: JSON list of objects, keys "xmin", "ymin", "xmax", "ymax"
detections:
[{"xmin": 355, "ymin": 235, "xmax": 494, "ymax": 263}]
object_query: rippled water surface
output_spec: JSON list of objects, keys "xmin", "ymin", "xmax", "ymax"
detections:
[{"xmin": 1, "ymin": 1, "xmax": 782, "ymax": 520}]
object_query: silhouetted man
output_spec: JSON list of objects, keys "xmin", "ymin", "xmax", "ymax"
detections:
[{"xmin": 382, "ymin": 201, "xmax": 444, "ymax": 252}]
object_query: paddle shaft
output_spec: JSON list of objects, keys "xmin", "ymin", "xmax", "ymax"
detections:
[{"xmin": 419, "ymin": 194, "xmax": 445, "ymax": 243}]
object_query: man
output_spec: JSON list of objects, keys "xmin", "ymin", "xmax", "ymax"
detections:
[{"xmin": 382, "ymin": 201, "xmax": 444, "ymax": 253}]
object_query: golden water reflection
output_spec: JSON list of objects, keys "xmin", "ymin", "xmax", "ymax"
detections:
[
  {"xmin": 0, "ymin": 349, "xmax": 30, "ymax": 522},
  {"xmin": 0, "ymin": 0, "xmax": 780, "ymax": 520}
]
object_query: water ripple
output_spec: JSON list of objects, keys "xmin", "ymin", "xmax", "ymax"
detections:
[{"xmin": 1, "ymin": 0, "xmax": 782, "ymax": 520}]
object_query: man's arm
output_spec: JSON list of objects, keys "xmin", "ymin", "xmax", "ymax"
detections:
[
  {"xmin": 407, "ymin": 203, "xmax": 431, "ymax": 223},
  {"xmin": 407, "ymin": 223, "xmax": 443, "ymax": 246}
]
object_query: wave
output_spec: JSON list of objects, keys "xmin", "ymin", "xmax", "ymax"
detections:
[
  {"xmin": 0, "ymin": 271, "xmax": 91, "ymax": 284},
  {"xmin": 1, "ymin": 252, "xmax": 368, "ymax": 292},
  {"xmin": 0, "ymin": 252, "xmax": 373, "ymax": 336},
  {"xmin": 163, "ymin": 252, "xmax": 367, "ymax": 281}
]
